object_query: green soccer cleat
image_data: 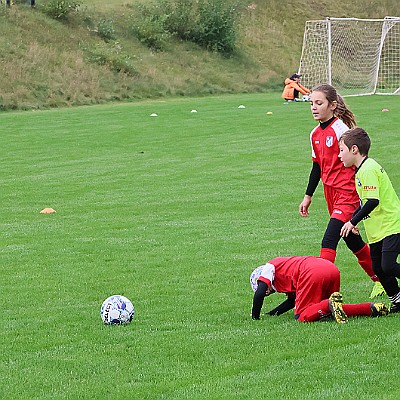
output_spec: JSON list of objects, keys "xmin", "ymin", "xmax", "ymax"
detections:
[
  {"xmin": 370, "ymin": 302, "xmax": 389, "ymax": 317},
  {"xmin": 329, "ymin": 292, "xmax": 348, "ymax": 324},
  {"xmin": 369, "ymin": 281, "xmax": 386, "ymax": 299}
]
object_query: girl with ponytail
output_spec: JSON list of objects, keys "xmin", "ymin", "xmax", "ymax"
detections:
[{"xmin": 298, "ymin": 84, "xmax": 384, "ymax": 298}]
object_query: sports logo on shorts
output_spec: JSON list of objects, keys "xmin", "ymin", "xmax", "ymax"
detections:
[{"xmin": 326, "ymin": 136, "xmax": 334, "ymax": 147}]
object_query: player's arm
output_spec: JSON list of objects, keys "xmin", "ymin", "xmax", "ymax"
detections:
[
  {"xmin": 252, "ymin": 281, "xmax": 275, "ymax": 320},
  {"xmin": 299, "ymin": 162, "xmax": 321, "ymax": 216},
  {"xmin": 298, "ymin": 83, "xmax": 311, "ymax": 94},
  {"xmin": 267, "ymin": 295, "xmax": 295, "ymax": 316},
  {"xmin": 293, "ymin": 82, "xmax": 310, "ymax": 95},
  {"xmin": 341, "ymin": 199, "xmax": 379, "ymax": 237},
  {"xmin": 305, "ymin": 162, "xmax": 321, "ymax": 196},
  {"xmin": 350, "ymin": 199, "xmax": 379, "ymax": 225}
]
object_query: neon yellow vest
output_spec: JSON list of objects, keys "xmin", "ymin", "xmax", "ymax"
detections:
[{"xmin": 356, "ymin": 158, "xmax": 400, "ymax": 243}]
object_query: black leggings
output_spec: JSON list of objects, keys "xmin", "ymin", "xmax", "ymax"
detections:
[
  {"xmin": 370, "ymin": 234, "xmax": 400, "ymax": 297},
  {"xmin": 321, "ymin": 218, "xmax": 366, "ymax": 253}
]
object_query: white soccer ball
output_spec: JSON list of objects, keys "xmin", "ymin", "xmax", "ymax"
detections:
[
  {"xmin": 250, "ymin": 266, "xmax": 264, "ymax": 293},
  {"xmin": 302, "ymin": 95, "xmax": 310, "ymax": 102},
  {"xmin": 100, "ymin": 295, "xmax": 135, "ymax": 325}
]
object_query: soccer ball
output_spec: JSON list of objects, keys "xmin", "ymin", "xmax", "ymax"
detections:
[
  {"xmin": 100, "ymin": 295, "xmax": 135, "ymax": 325},
  {"xmin": 250, "ymin": 266, "xmax": 264, "ymax": 293},
  {"xmin": 302, "ymin": 95, "xmax": 311, "ymax": 102}
]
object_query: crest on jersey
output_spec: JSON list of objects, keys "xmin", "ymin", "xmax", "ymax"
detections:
[
  {"xmin": 356, "ymin": 177, "xmax": 362, "ymax": 187},
  {"xmin": 326, "ymin": 136, "xmax": 334, "ymax": 147}
]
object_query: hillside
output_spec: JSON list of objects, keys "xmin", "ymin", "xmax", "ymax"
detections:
[{"xmin": 0, "ymin": 0, "xmax": 399, "ymax": 110}]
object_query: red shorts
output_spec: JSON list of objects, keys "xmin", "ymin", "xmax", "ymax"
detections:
[
  {"xmin": 294, "ymin": 258, "xmax": 340, "ymax": 316},
  {"xmin": 323, "ymin": 185, "xmax": 360, "ymax": 223}
]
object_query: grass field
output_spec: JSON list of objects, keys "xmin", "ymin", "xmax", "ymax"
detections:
[{"xmin": 1, "ymin": 93, "xmax": 399, "ymax": 399}]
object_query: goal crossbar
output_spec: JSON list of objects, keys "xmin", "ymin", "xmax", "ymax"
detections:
[{"xmin": 298, "ymin": 16, "xmax": 400, "ymax": 96}]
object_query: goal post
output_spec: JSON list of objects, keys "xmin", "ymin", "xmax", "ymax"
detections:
[{"xmin": 298, "ymin": 16, "xmax": 400, "ymax": 96}]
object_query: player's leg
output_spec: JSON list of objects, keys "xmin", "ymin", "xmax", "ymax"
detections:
[
  {"xmin": 342, "ymin": 302, "xmax": 389, "ymax": 317},
  {"xmin": 342, "ymin": 230, "xmax": 381, "ymax": 282},
  {"xmin": 325, "ymin": 188, "xmax": 382, "ymax": 291},
  {"xmin": 382, "ymin": 251, "xmax": 400, "ymax": 278},
  {"xmin": 298, "ymin": 299, "xmax": 389, "ymax": 321},
  {"xmin": 320, "ymin": 218, "xmax": 342, "ymax": 262},
  {"xmin": 381, "ymin": 234, "xmax": 400, "ymax": 278},
  {"xmin": 296, "ymin": 260, "xmax": 340, "ymax": 322},
  {"xmin": 381, "ymin": 234, "xmax": 400, "ymax": 312},
  {"xmin": 321, "ymin": 217, "xmax": 383, "ymax": 297},
  {"xmin": 320, "ymin": 185, "xmax": 341, "ymax": 262},
  {"xmin": 319, "ymin": 217, "xmax": 372, "ymax": 271},
  {"xmin": 297, "ymin": 299, "xmax": 331, "ymax": 322},
  {"xmin": 370, "ymin": 240, "xmax": 400, "ymax": 311}
]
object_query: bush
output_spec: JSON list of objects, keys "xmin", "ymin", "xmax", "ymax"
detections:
[
  {"xmin": 130, "ymin": 0, "xmax": 242, "ymax": 55},
  {"xmin": 40, "ymin": 0, "xmax": 81, "ymax": 20},
  {"xmin": 97, "ymin": 19, "xmax": 116, "ymax": 42},
  {"xmin": 130, "ymin": 3, "xmax": 170, "ymax": 51},
  {"xmin": 131, "ymin": 16, "xmax": 170, "ymax": 52},
  {"xmin": 191, "ymin": 0, "xmax": 241, "ymax": 55},
  {"xmin": 162, "ymin": 0, "xmax": 198, "ymax": 41},
  {"xmin": 82, "ymin": 42, "xmax": 139, "ymax": 77}
]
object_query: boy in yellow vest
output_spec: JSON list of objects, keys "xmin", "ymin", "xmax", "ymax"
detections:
[{"xmin": 339, "ymin": 127, "xmax": 400, "ymax": 312}]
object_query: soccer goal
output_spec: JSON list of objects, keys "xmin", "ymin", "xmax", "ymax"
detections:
[{"xmin": 298, "ymin": 16, "xmax": 400, "ymax": 96}]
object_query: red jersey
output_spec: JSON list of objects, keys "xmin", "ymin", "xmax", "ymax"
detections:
[
  {"xmin": 259, "ymin": 256, "xmax": 337, "ymax": 294},
  {"xmin": 258, "ymin": 256, "xmax": 340, "ymax": 316},
  {"xmin": 310, "ymin": 118, "xmax": 356, "ymax": 191}
]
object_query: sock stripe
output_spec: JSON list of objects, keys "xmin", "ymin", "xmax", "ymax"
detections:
[{"xmin": 389, "ymin": 291, "xmax": 400, "ymax": 304}]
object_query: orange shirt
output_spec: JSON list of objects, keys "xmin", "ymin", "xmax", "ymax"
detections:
[{"xmin": 281, "ymin": 78, "xmax": 310, "ymax": 99}]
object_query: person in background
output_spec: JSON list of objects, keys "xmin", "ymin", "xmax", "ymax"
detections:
[
  {"xmin": 250, "ymin": 255, "xmax": 389, "ymax": 323},
  {"xmin": 281, "ymin": 73, "xmax": 310, "ymax": 102},
  {"xmin": 339, "ymin": 127, "xmax": 400, "ymax": 313},
  {"xmin": 3, "ymin": 0, "xmax": 35, "ymax": 6},
  {"xmin": 298, "ymin": 84, "xmax": 384, "ymax": 299}
]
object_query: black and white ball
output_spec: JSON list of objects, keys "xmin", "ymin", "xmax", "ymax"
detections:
[{"xmin": 100, "ymin": 295, "xmax": 135, "ymax": 325}]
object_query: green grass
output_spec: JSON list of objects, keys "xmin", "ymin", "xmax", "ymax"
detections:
[
  {"xmin": 1, "ymin": 0, "xmax": 399, "ymax": 109},
  {"xmin": 1, "ymin": 93, "xmax": 400, "ymax": 399}
]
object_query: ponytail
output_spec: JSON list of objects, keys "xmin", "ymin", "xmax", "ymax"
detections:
[{"xmin": 335, "ymin": 94, "xmax": 356, "ymax": 128}]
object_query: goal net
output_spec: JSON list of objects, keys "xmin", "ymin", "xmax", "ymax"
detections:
[{"xmin": 298, "ymin": 16, "xmax": 400, "ymax": 96}]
